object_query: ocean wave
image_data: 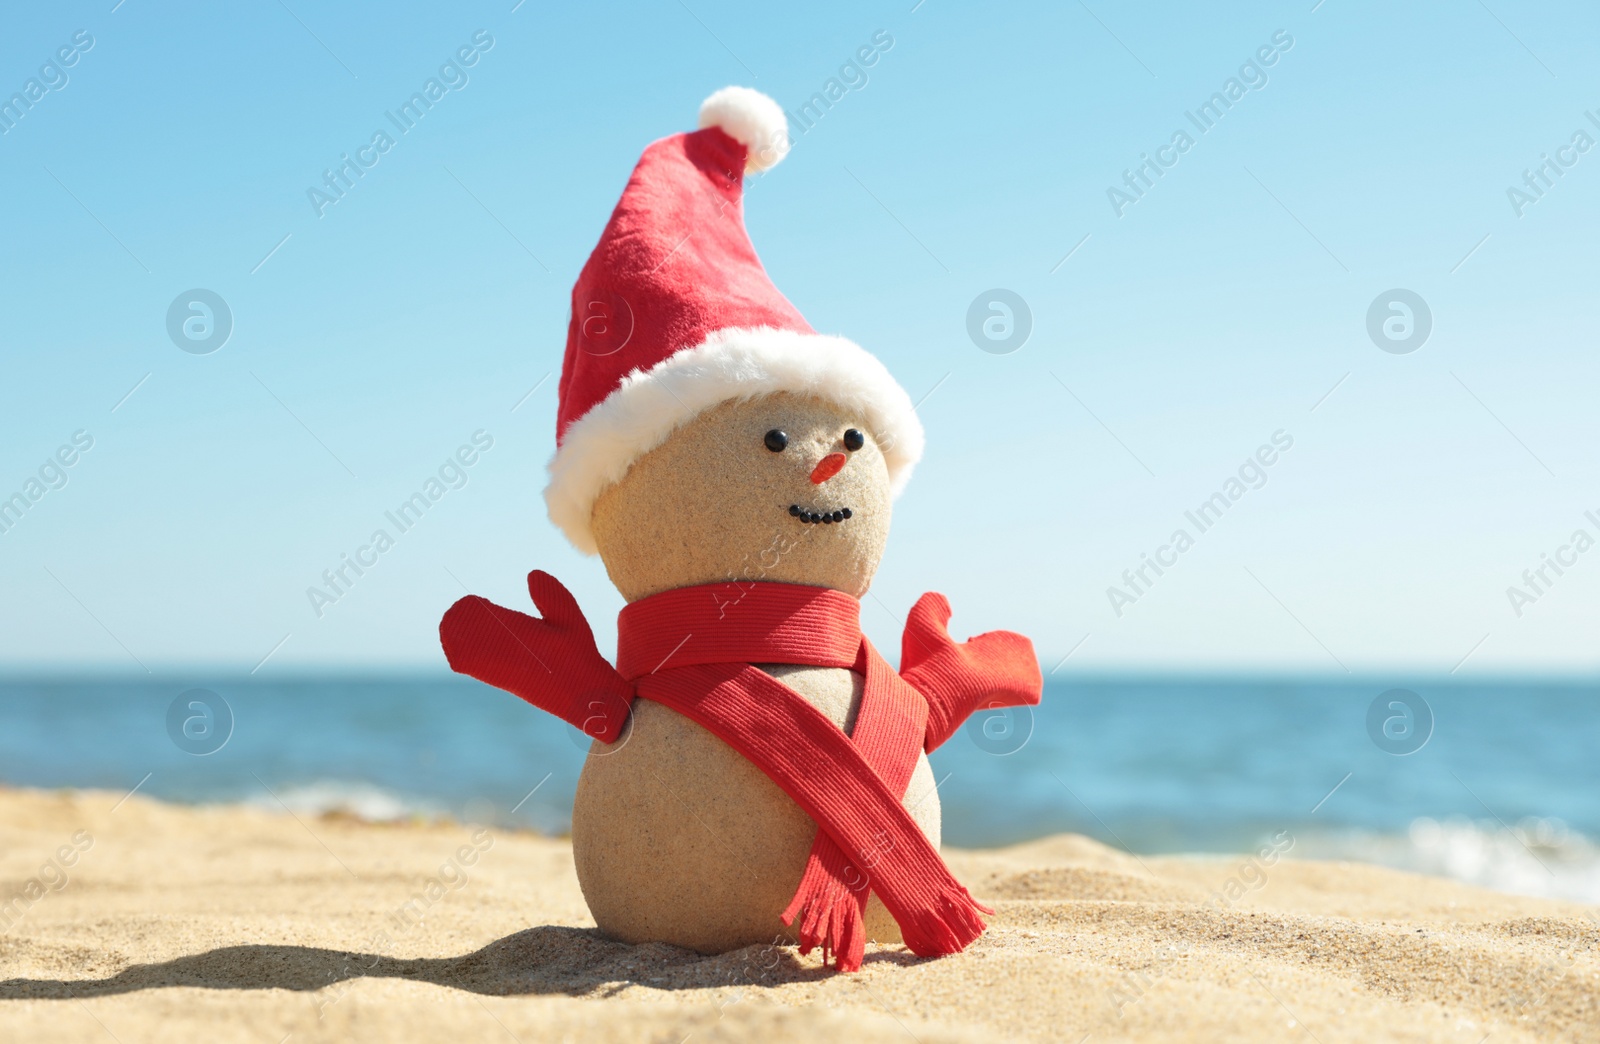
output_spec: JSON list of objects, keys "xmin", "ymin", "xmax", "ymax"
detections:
[
  {"xmin": 1298, "ymin": 816, "xmax": 1600, "ymax": 905},
  {"xmin": 233, "ymin": 779, "xmax": 573, "ymax": 834},
  {"xmin": 240, "ymin": 780, "xmax": 448, "ymax": 823}
]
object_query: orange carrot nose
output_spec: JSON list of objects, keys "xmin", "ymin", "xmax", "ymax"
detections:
[{"xmin": 810, "ymin": 452, "xmax": 847, "ymax": 484}]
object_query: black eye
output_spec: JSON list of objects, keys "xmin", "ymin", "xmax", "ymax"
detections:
[
  {"xmin": 842, "ymin": 428, "xmax": 865, "ymax": 452},
  {"xmin": 763, "ymin": 429, "xmax": 788, "ymax": 452}
]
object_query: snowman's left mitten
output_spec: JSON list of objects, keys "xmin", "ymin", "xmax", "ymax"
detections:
[
  {"xmin": 439, "ymin": 570, "xmax": 635, "ymax": 742},
  {"xmin": 899, "ymin": 592, "xmax": 1043, "ymax": 752}
]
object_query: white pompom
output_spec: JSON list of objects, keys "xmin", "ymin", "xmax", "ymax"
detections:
[{"xmin": 698, "ymin": 86, "xmax": 790, "ymax": 173}]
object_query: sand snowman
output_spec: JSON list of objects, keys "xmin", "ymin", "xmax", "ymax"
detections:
[{"xmin": 441, "ymin": 88, "xmax": 1042, "ymax": 971}]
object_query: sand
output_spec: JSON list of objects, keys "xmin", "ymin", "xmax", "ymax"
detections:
[{"xmin": 1, "ymin": 788, "xmax": 1596, "ymax": 1043}]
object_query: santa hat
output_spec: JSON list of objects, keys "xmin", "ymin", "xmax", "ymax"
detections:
[{"xmin": 544, "ymin": 86, "xmax": 925, "ymax": 555}]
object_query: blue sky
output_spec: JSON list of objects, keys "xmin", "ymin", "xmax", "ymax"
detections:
[{"xmin": 2, "ymin": 0, "xmax": 1597, "ymax": 675}]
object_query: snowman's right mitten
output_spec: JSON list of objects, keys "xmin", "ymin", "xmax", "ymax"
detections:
[{"xmin": 439, "ymin": 570, "xmax": 635, "ymax": 742}]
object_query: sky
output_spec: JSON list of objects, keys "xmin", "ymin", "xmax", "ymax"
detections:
[{"xmin": 1, "ymin": 0, "xmax": 1597, "ymax": 675}]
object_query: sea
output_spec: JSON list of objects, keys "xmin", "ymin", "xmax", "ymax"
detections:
[{"xmin": 3, "ymin": 675, "xmax": 1597, "ymax": 905}]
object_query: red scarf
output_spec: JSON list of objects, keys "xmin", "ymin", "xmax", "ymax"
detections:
[{"xmin": 439, "ymin": 571, "xmax": 1042, "ymax": 972}]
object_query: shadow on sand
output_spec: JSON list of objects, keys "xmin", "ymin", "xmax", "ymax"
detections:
[{"xmin": 0, "ymin": 925, "xmax": 924, "ymax": 1000}]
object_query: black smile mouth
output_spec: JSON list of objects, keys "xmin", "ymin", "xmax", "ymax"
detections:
[{"xmin": 789, "ymin": 504, "xmax": 853, "ymax": 525}]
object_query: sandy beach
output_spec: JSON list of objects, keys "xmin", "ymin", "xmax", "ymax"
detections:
[{"xmin": 1, "ymin": 787, "xmax": 1595, "ymax": 1043}]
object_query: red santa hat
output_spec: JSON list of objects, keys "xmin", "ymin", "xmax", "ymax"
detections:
[{"xmin": 544, "ymin": 86, "xmax": 925, "ymax": 554}]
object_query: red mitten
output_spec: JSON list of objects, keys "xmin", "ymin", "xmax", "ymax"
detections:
[
  {"xmin": 899, "ymin": 592, "xmax": 1043, "ymax": 753},
  {"xmin": 440, "ymin": 570, "xmax": 635, "ymax": 742}
]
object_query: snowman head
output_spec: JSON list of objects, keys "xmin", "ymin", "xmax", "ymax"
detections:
[{"xmin": 592, "ymin": 391, "xmax": 893, "ymax": 602}]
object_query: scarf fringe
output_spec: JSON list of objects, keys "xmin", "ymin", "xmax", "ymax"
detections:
[
  {"xmin": 781, "ymin": 874, "xmax": 993, "ymax": 972},
  {"xmin": 894, "ymin": 884, "xmax": 992, "ymax": 960},
  {"xmin": 781, "ymin": 875, "xmax": 867, "ymax": 972}
]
